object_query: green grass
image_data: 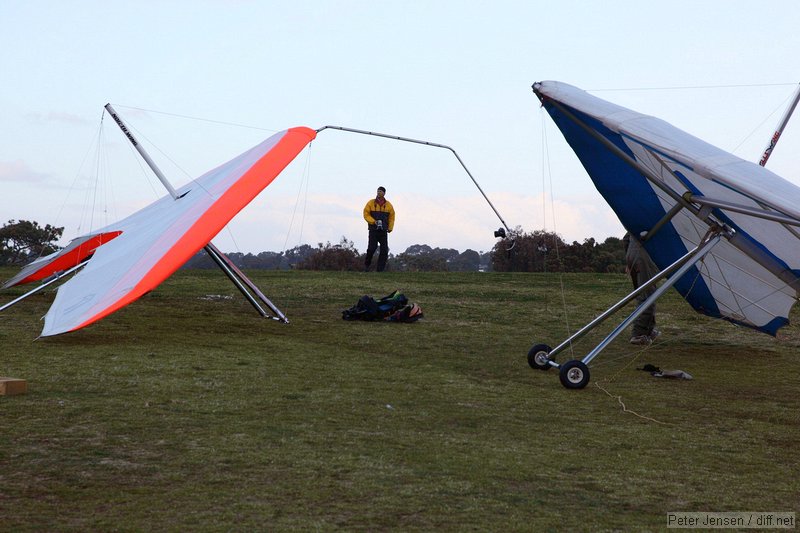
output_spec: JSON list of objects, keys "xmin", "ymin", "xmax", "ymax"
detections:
[{"xmin": 1, "ymin": 268, "xmax": 798, "ymax": 531}]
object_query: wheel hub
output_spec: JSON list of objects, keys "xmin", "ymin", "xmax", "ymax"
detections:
[{"xmin": 567, "ymin": 367, "xmax": 584, "ymax": 383}]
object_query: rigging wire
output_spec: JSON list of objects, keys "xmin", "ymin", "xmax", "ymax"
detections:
[
  {"xmin": 26, "ymin": 112, "xmax": 107, "ymax": 263},
  {"xmin": 107, "ymin": 104, "xmax": 284, "ymax": 256},
  {"xmin": 282, "ymin": 143, "xmax": 314, "ymax": 254},
  {"xmin": 90, "ymin": 127, "xmax": 102, "ymax": 232},
  {"xmin": 118, "ymin": 115, "xmax": 193, "ymax": 194},
  {"xmin": 78, "ymin": 128, "xmax": 100, "ymax": 237},
  {"xmin": 588, "ymin": 82, "xmax": 797, "ymax": 92},
  {"xmin": 730, "ymin": 87, "xmax": 798, "ymax": 154},
  {"xmin": 99, "ymin": 118, "xmax": 118, "ymax": 227},
  {"xmin": 540, "ymin": 108, "xmax": 575, "ymax": 359},
  {"xmin": 112, "ymin": 104, "xmax": 280, "ymax": 134},
  {"xmin": 299, "ymin": 148, "xmax": 311, "ymax": 247}
]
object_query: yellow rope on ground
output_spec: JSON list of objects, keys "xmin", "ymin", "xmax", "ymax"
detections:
[
  {"xmin": 594, "ymin": 380, "xmax": 670, "ymax": 425},
  {"xmin": 593, "ymin": 340, "xmax": 671, "ymax": 425}
]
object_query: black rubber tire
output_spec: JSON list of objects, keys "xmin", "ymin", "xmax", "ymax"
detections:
[
  {"xmin": 559, "ymin": 360, "xmax": 590, "ymax": 389},
  {"xmin": 527, "ymin": 343, "xmax": 553, "ymax": 371}
]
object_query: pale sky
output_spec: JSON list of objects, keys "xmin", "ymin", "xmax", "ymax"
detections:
[{"xmin": 2, "ymin": 0, "xmax": 800, "ymax": 255}]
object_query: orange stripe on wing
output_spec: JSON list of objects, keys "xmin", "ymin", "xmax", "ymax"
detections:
[
  {"xmin": 69, "ymin": 127, "xmax": 317, "ymax": 332},
  {"xmin": 15, "ymin": 231, "xmax": 122, "ymax": 285}
]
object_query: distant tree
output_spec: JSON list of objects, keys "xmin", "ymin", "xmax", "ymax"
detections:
[
  {"xmin": 0, "ymin": 219, "xmax": 63, "ymax": 266},
  {"xmin": 492, "ymin": 230, "xmax": 626, "ymax": 273},
  {"xmin": 393, "ymin": 252, "xmax": 447, "ymax": 272},
  {"xmin": 559, "ymin": 236, "xmax": 626, "ymax": 273},
  {"xmin": 491, "ymin": 229, "xmax": 567, "ymax": 272},
  {"xmin": 296, "ymin": 237, "xmax": 362, "ymax": 271},
  {"xmin": 393, "ymin": 244, "xmax": 468, "ymax": 272},
  {"xmin": 403, "ymin": 244, "xmax": 433, "ymax": 256},
  {"xmin": 478, "ymin": 251, "xmax": 493, "ymax": 272},
  {"xmin": 252, "ymin": 251, "xmax": 286, "ymax": 269},
  {"xmin": 448, "ymin": 249, "xmax": 481, "ymax": 272},
  {"xmin": 182, "ymin": 249, "xmax": 214, "ymax": 269},
  {"xmin": 177, "ymin": 231, "xmax": 623, "ymax": 273},
  {"xmin": 282, "ymin": 244, "xmax": 313, "ymax": 263},
  {"xmin": 560, "ymin": 237, "xmax": 597, "ymax": 273},
  {"xmin": 593, "ymin": 236, "xmax": 626, "ymax": 273}
]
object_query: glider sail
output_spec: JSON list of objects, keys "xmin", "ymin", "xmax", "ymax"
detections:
[
  {"xmin": 39, "ymin": 126, "xmax": 316, "ymax": 337},
  {"xmin": 2, "ymin": 231, "xmax": 121, "ymax": 289},
  {"xmin": 533, "ymin": 81, "xmax": 800, "ymax": 335}
]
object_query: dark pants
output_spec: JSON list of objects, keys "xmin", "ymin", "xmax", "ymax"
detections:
[
  {"xmin": 630, "ymin": 265, "xmax": 657, "ymax": 337},
  {"xmin": 624, "ymin": 233, "xmax": 658, "ymax": 338},
  {"xmin": 365, "ymin": 229, "xmax": 388, "ymax": 271}
]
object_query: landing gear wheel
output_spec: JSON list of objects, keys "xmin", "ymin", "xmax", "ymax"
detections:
[
  {"xmin": 527, "ymin": 343, "xmax": 553, "ymax": 371},
  {"xmin": 559, "ymin": 360, "xmax": 590, "ymax": 389}
]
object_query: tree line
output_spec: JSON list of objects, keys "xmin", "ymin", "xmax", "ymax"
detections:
[
  {"xmin": 1, "ymin": 220, "xmax": 627, "ymax": 274},
  {"xmin": 183, "ymin": 230, "xmax": 627, "ymax": 273}
]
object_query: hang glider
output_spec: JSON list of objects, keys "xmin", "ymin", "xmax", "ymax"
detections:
[
  {"xmin": 4, "ymin": 126, "xmax": 316, "ymax": 337},
  {"xmin": 2, "ymin": 231, "xmax": 121, "ymax": 289},
  {"xmin": 528, "ymin": 80, "xmax": 800, "ymax": 389}
]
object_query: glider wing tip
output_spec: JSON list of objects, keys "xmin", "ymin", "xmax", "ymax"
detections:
[
  {"xmin": 289, "ymin": 126, "xmax": 318, "ymax": 142},
  {"xmin": 762, "ymin": 316, "xmax": 790, "ymax": 337}
]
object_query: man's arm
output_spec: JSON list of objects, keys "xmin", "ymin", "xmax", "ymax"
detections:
[{"xmin": 363, "ymin": 201, "xmax": 376, "ymax": 225}]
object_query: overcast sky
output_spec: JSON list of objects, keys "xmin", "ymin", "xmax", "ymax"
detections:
[{"xmin": 2, "ymin": 0, "xmax": 800, "ymax": 255}]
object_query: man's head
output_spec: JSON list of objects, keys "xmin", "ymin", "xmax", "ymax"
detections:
[{"xmin": 377, "ymin": 186, "xmax": 386, "ymax": 197}]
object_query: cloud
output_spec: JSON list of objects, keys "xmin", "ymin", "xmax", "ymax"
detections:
[
  {"xmin": 24, "ymin": 111, "xmax": 90, "ymax": 125},
  {"xmin": 0, "ymin": 159, "xmax": 50, "ymax": 183}
]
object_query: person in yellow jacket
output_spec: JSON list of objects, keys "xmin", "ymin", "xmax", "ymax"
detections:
[{"xmin": 363, "ymin": 186, "xmax": 395, "ymax": 272}]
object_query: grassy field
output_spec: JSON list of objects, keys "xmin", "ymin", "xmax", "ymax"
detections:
[{"xmin": 1, "ymin": 268, "xmax": 798, "ymax": 531}]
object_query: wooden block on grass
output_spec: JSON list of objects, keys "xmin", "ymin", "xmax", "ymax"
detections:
[{"xmin": 0, "ymin": 377, "xmax": 27, "ymax": 396}]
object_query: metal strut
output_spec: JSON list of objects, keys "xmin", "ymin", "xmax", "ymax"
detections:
[
  {"xmin": 104, "ymin": 103, "xmax": 288, "ymax": 323},
  {"xmin": 578, "ymin": 229, "xmax": 726, "ymax": 366},
  {"xmin": 544, "ymin": 228, "xmax": 727, "ymax": 366},
  {"xmin": 205, "ymin": 243, "xmax": 287, "ymax": 322},
  {"xmin": 759, "ymin": 83, "xmax": 800, "ymax": 167},
  {"xmin": 315, "ymin": 125, "xmax": 513, "ymax": 236},
  {"xmin": 0, "ymin": 260, "xmax": 89, "ymax": 313}
]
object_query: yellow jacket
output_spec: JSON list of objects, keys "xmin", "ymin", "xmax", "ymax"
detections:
[{"xmin": 363, "ymin": 198, "xmax": 395, "ymax": 232}]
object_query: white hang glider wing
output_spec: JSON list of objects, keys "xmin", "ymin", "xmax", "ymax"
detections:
[
  {"xmin": 35, "ymin": 126, "xmax": 316, "ymax": 337},
  {"xmin": 533, "ymin": 81, "xmax": 800, "ymax": 336}
]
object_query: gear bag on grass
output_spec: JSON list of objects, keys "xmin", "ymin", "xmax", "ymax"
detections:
[
  {"xmin": 342, "ymin": 290, "xmax": 408, "ymax": 321},
  {"xmin": 387, "ymin": 302, "xmax": 424, "ymax": 323}
]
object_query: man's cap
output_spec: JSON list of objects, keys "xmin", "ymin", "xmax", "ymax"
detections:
[{"xmin": 377, "ymin": 186, "xmax": 386, "ymax": 193}]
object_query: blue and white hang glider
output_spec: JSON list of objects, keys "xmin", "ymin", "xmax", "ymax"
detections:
[{"xmin": 528, "ymin": 81, "xmax": 800, "ymax": 389}]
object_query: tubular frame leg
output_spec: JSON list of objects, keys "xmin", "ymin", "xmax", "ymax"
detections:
[
  {"xmin": 205, "ymin": 243, "xmax": 288, "ymax": 323},
  {"xmin": 580, "ymin": 232, "xmax": 724, "ymax": 365},
  {"xmin": 545, "ymin": 232, "xmax": 724, "ymax": 363}
]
